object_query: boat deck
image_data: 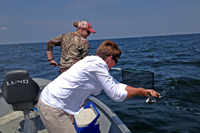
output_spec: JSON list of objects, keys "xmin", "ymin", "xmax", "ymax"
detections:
[{"xmin": 0, "ymin": 99, "xmax": 48, "ymax": 133}]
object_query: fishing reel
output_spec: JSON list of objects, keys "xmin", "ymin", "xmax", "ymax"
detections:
[{"xmin": 146, "ymin": 92, "xmax": 156, "ymax": 104}]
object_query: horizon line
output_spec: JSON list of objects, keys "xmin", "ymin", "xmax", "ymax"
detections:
[{"xmin": 1, "ymin": 32, "xmax": 200, "ymax": 45}]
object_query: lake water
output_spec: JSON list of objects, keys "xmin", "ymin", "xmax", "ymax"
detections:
[{"xmin": 0, "ymin": 33, "xmax": 200, "ymax": 132}]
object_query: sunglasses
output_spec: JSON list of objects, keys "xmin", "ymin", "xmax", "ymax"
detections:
[
  {"xmin": 87, "ymin": 30, "xmax": 91, "ymax": 34},
  {"xmin": 112, "ymin": 57, "xmax": 118, "ymax": 64}
]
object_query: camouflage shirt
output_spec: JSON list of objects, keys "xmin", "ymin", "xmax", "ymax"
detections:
[{"xmin": 46, "ymin": 31, "xmax": 90, "ymax": 69}]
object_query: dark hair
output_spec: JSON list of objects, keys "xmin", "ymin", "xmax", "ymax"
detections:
[{"xmin": 96, "ymin": 40, "xmax": 121, "ymax": 60}]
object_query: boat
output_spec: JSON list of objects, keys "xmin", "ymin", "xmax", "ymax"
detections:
[{"xmin": 0, "ymin": 70, "xmax": 131, "ymax": 133}]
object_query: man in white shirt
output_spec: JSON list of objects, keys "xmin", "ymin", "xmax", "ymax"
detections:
[{"xmin": 38, "ymin": 40, "xmax": 160, "ymax": 133}]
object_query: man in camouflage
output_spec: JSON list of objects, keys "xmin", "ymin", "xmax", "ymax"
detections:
[{"xmin": 46, "ymin": 21, "xmax": 96, "ymax": 74}]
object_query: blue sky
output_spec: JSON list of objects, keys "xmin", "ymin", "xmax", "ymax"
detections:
[{"xmin": 0, "ymin": 0, "xmax": 200, "ymax": 45}]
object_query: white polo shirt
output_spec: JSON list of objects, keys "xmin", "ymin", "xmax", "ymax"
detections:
[{"xmin": 40, "ymin": 55, "xmax": 127, "ymax": 115}]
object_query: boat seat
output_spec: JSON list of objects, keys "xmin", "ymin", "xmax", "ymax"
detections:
[
  {"xmin": 2, "ymin": 70, "xmax": 39, "ymax": 111},
  {"xmin": 2, "ymin": 70, "xmax": 40, "ymax": 133}
]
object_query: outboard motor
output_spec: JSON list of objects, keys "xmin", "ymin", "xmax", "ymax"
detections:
[{"xmin": 2, "ymin": 70, "xmax": 39, "ymax": 133}]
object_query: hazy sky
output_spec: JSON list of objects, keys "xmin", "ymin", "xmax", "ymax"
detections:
[{"xmin": 0, "ymin": 0, "xmax": 200, "ymax": 44}]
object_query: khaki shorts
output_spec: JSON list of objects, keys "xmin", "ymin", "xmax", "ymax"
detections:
[{"xmin": 38, "ymin": 98, "xmax": 76, "ymax": 133}]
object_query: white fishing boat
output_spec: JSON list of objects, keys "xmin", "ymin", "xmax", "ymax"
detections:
[{"xmin": 0, "ymin": 70, "xmax": 131, "ymax": 133}]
